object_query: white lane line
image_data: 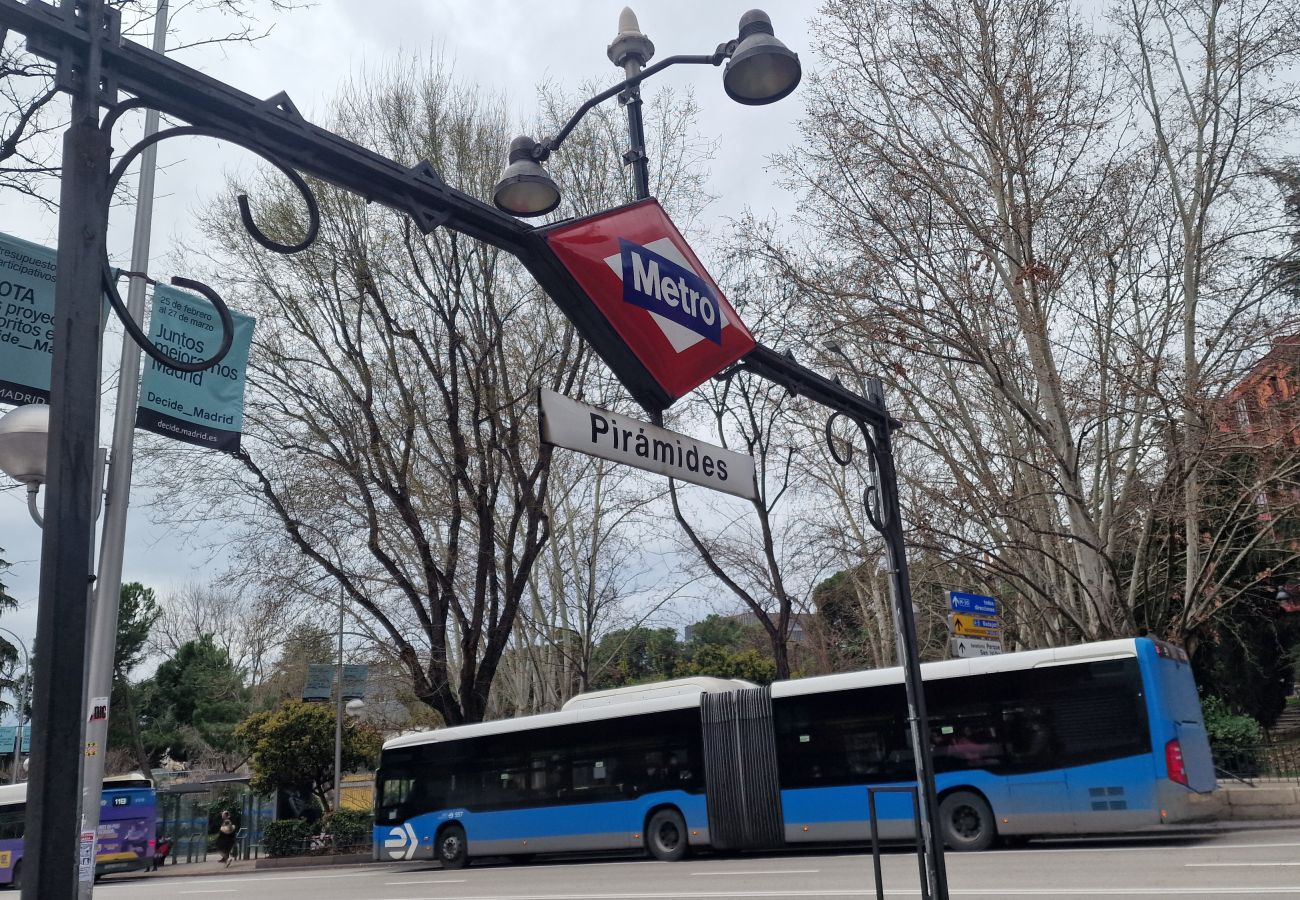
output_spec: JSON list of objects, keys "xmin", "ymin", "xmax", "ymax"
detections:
[
  {"xmin": 385, "ymin": 878, "xmax": 470, "ymax": 884},
  {"xmin": 178, "ymin": 892, "xmax": 238, "ymax": 896},
  {"xmin": 995, "ymin": 840, "xmax": 1300, "ymax": 856},
  {"xmin": 691, "ymin": 870, "xmax": 821, "ymax": 876},
  {"xmin": 97, "ymin": 868, "xmax": 394, "ymax": 890},
  {"xmin": 1187, "ymin": 862, "xmax": 1300, "ymax": 867},
  {"xmin": 354, "ymin": 889, "xmax": 1300, "ymax": 899}
]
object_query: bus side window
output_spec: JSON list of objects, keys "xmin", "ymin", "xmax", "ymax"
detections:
[{"xmin": 0, "ymin": 805, "xmax": 24, "ymax": 841}]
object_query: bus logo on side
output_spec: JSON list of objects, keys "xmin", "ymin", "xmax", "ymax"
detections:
[{"xmin": 384, "ymin": 823, "xmax": 417, "ymax": 860}]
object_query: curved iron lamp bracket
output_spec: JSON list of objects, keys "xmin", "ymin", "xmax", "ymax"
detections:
[
  {"xmin": 98, "ymin": 98, "xmax": 322, "ymax": 373},
  {"xmin": 824, "ymin": 411, "xmax": 887, "ymax": 534}
]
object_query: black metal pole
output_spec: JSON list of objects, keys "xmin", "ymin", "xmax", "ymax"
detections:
[
  {"xmin": 24, "ymin": 3, "xmax": 112, "ymax": 897},
  {"xmin": 621, "ymin": 82, "xmax": 651, "ymax": 202},
  {"xmin": 867, "ymin": 376, "xmax": 949, "ymax": 900}
]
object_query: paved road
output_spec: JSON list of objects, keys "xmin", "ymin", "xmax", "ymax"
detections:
[{"xmin": 96, "ymin": 827, "xmax": 1300, "ymax": 898}]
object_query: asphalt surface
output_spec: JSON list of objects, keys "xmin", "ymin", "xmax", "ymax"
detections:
[{"xmin": 96, "ymin": 826, "xmax": 1300, "ymax": 898}]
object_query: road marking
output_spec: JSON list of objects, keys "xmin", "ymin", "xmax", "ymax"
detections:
[
  {"xmin": 96, "ymin": 868, "xmax": 397, "ymax": 891},
  {"xmin": 996, "ymin": 840, "xmax": 1300, "ymax": 856},
  {"xmin": 1187, "ymin": 862, "xmax": 1300, "ymax": 867},
  {"xmin": 691, "ymin": 870, "xmax": 821, "ymax": 876},
  {"xmin": 384, "ymin": 878, "xmax": 470, "ymax": 884},
  {"xmin": 358, "ymin": 889, "xmax": 1300, "ymax": 899},
  {"xmin": 178, "ymin": 892, "xmax": 238, "ymax": 896}
]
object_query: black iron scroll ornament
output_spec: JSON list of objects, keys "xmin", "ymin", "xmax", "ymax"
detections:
[
  {"xmin": 97, "ymin": 96, "xmax": 322, "ymax": 373},
  {"xmin": 824, "ymin": 409, "xmax": 886, "ymax": 534}
]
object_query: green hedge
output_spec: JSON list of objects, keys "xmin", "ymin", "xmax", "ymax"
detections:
[
  {"xmin": 322, "ymin": 809, "xmax": 370, "ymax": 846},
  {"xmin": 1202, "ymin": 694, "xmax": 1264, "ymax": 775},
  {"xmin": 263, "ymin": 818, "xmax": 313, "ymax": 858}
]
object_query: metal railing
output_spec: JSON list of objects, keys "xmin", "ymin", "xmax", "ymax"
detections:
[
  {"xmin": 866, "ymin": 785, "xmax": 929, "ymax": 900},
  {"xmin": 1213, "ymin": 737, "xmax": 1300, "ymax": 785},
  {"xmin": 285, "ymin": 834, "xmax": 374, "ymax": 858}
]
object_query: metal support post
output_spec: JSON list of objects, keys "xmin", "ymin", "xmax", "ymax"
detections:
[
  {"xmin": 868, "ymin": 377, "xmax": 949, "ymax": 900},
  {"xmin": 620, "ymin": 79, "xmax": 650, "ymax": 201},
  {"xmin": 333, "ymin": 598, "xmax": 344, "ymax": 813},
  {"xmin": 24, "ymin": 8, "xmax": 113, "ymax": 894},
  {"xmin": 78, "ymin": 5, "xmax": 169, "ymax": 896}
]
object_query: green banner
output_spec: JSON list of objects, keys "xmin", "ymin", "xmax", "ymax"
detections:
[
  {"xmin": 0, "ymin": 233, "xmax": 59, "ymax": 406},
  {"xmin": 136, "ymin": 282, "xmax": 255, "ymax": 452}
]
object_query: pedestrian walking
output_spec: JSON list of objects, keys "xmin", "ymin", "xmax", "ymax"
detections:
[{"xmin": 215, "ymin": 810, "xmax": 238, "ymax": 867}]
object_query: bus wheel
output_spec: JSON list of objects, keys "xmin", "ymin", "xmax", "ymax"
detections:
[
  {"xmin": 437, "ymin": 824, "xmax": 469, "ymax": 870},
  {"xmin": 10, "ymin": 862, "xmax": 18, "ymax": 890},
  {"xmin": 645, "ymin": 808, "xmax": 688, "ymax": 862},
  {"xmin": 939, "ymin": 791, "xmax": 995, "ymax": 852}
]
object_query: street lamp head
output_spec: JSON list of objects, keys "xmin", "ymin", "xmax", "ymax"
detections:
[
  {"xmin": 723, "ymin": 10, "xmax": 802, "ymax": 106},
  {"xmin": 607, "ymin": 7, "xmax": 655, "ymax": 71},
  {"xmin": 0, "ymin": 404, "xmax": 49, "ymax": 486},
  {"xmin": 492, "ymin": 135, "xmax": 562, "ymax": 217}
]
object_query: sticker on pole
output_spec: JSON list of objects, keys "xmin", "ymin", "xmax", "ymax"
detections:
[{"xmin": 543, "ymin": 198, "xmax": 755, "ymax": 400}]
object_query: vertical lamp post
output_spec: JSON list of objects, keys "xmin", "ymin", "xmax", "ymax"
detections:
[
  {"xmin": 492, "ymin": 8, "xmax": 801, "ymax": 217},
  {"xmin": 491, "ymin": 12, "xmax": 947, "ymax": 898}
]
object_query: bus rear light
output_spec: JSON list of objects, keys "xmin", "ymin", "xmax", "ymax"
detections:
[
  {"xmin": 802, "ymin": 825, "xmax": 809, "ymax": 832},
  {"xmin": 1165, "ymin": 738, "xmax": 1188, "ymax": 786}
]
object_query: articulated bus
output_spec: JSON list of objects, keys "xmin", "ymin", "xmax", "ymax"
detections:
[
  {"xmin": 0, "ymin": 775, "xmax": 157, "ymax": 887},
  {"xmin": 375, "ymin": 638, "xmax": 1216, "ymax": 867}
]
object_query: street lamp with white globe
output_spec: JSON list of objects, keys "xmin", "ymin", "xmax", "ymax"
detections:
[{"xmin": 0, "ymin": 404, "xmax": 50, "ymax": 526}]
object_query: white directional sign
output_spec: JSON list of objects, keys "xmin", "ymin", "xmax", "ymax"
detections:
[
  {"xmin": 539, "ymin": 388, "xmax": 757, "ymax": 500},
  {"xmin": 951, "ymin": 636, "xmax": 1002, "ymax": 659}
]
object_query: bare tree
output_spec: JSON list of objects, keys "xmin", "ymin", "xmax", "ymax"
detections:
[
  {"xmin": 1111, "ymin": 0, "xmax": 1300, "ymax": 640},
  {"xmin": 0, "ymin": 0, "xmax": 306, "ymax": 208},
  {"xmin": 756, "ymin": 0, "xmax": 1300, "ymax": 652},
  {"xmin": 149, "ymin": 582, "xmax": 282, "ymax": 686},
  {"xmin": 144, "ymin": 58, "xmax": 714, "ymax": 724}
]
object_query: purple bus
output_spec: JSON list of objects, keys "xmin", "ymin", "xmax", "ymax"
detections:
[{"xmin": 0, "ymin": 775, "xmax": 157, "ymax": 887}]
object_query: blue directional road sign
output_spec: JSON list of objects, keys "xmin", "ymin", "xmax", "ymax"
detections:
[{"xmin": 948, "ymin": 591, "xmax": 998, "ymax": 616}]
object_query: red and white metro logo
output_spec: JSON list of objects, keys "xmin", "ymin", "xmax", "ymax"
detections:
[{"xmin": 544, "ymin": 199, "xmax": 756, "ymax": 400}]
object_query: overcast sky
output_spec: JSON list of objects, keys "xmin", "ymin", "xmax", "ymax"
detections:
[{"xmin": 0, "ymin": 1, "xmax": 822, "ymax": 654}]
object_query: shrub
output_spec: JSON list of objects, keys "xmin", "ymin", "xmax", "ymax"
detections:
[
  {"xmin": 322, "ymin": 809, "xmax": 370, "ymax": 848},
  {"xmin": 262, "ymin": 818, "xmax": 312, "ymax": 858},
  {"xmin": 1202, "ymin": 694, "xmax": 1264, "ymax": 775}
]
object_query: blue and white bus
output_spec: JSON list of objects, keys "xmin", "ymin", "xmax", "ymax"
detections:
[{"xmin": 374, "ymin": 638, "xmax": 1216, "ymax": 867}]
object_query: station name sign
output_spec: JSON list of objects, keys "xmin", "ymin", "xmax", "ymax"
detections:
[{"xmin": 539, "ymin": 389, "xmax": 757, "ymax": 500}]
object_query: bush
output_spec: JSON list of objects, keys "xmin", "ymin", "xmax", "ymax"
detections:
[
  {"xmin": 322, "ymin": 809, "xmax": 370, "ymax": 847},
  {"xmin": 262, "ymin": 818, "xmax": 312, "ymax": 858},
  {"xmin": 1202, "ymin": 694, "xmax": 1264, "ymax": 775}
]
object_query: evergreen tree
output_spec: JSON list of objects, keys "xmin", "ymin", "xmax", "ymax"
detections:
[{"xmin": 138, "ymin": 635, "xmax": 249, "ymax": 766}]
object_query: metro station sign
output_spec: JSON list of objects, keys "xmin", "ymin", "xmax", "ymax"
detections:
[{"xmin": 543, "ymin": 199, "xmax": 756, "ymax": 401}]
